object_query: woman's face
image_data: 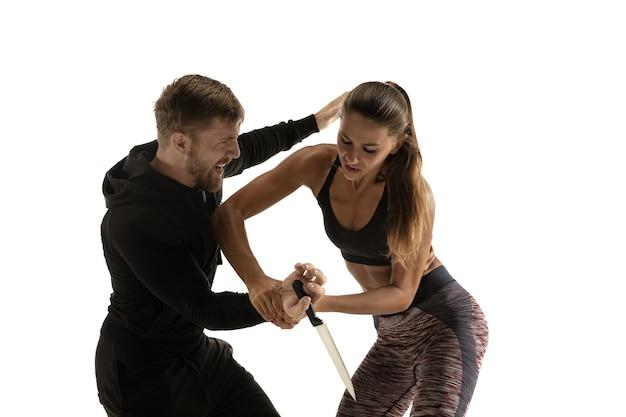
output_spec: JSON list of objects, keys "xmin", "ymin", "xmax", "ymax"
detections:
[{"xmin": 337, "ymin": 111, "xmax": 399, "ymax": 182}]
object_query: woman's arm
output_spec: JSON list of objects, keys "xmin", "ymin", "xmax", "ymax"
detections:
[
  {"xmin": 211, "ymin": 145, "xmax": 332, "ymax": 320},
  {"xmin": 316, "ymin": 183, "xmax": 436, "ymax": 315},
  {"xmin": 314, "ymin": 260, "xmax": 427, "ymax": 315}
]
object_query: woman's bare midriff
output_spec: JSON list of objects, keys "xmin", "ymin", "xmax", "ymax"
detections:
[{"xmin": 346, "ymin": 253, "xmax": 443, "ymax": 292}]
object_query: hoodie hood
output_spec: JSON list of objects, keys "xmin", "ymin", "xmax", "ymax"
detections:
[{"xmin": 103, "ymin": 141, "xmax": 198, "ymax": 209}]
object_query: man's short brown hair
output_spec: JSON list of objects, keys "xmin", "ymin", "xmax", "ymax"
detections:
[{"xmin": 154, "ymin": 75, "xmax": 244, "ymax": 145}]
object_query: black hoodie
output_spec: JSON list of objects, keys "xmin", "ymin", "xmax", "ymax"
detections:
[{"xmin": 99, "ymin": 115, "xmax": 318, "ymax": 350}]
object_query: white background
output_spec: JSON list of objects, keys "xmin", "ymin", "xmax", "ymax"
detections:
[{"xmin": 1, "ymin": 1, "xmax": 625, "ymax": 416}]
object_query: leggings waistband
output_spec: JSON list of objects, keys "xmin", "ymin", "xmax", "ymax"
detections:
[
  {"xmin": 377, "ymin": 265, "xmax": 455, "ymax": 322},
  {"xmin": 409, "ymin": 265, "xmax": 455, "ymax": 309}
]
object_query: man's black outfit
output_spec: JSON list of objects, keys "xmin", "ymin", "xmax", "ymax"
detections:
[{"xmin": 95, "ymin": 115, "xmax": 319, "ymax": 417}]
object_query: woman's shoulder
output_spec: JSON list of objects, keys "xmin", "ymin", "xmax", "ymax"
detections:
[
  {"xmin": 288, "ymin": 144, "xmax": 336, "ymax": 174},
  {"xmin": 288, "ymin": 144, "xmax": 337, "ymax": 192},
  {"xmin": 295, "ymin": 143, "xmax": 336, "ymax": 164}
]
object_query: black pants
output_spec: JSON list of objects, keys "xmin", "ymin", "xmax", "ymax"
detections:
[{"xmin": 95, "ymin": 334, "xmax": 280, "ymax": 417}]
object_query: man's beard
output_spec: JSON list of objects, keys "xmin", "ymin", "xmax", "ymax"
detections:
[{"xmin": 186, "ymin": 151, "xmax": 222, "ymax": 192}]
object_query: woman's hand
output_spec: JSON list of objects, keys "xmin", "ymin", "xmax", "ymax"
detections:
[
  {"xmin": 293, "ymin": 262, "xmax": 327, "ymax": 306},
  {"xmin": 279, "ymin": 263, "xmax": 327, "ymax": 324}
]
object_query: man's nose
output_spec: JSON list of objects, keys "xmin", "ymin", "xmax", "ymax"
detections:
[{"xmin": 229, "ymin": 139, "xmax": 241, "ymax": 160}]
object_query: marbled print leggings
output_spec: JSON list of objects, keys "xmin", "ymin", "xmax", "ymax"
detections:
[{"xmin": 337, "ymin": 266, "xmax": 489, "ymax": 417}]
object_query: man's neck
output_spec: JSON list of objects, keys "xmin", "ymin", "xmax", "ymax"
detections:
[{"xmin": 150, "ymin": 147, "xmax": 195, "ymax": 188}]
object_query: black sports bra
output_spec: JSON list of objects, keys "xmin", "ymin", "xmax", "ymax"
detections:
[{"xmin": 316, "ymin": 156, "xmax": 392, "ymax": 266}]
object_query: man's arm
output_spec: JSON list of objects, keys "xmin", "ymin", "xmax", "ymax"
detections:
[
  {"xmin": 224, "ymin": 115, "xmax": 318, "ymax": 177},
  {"xmin": 109, "ymin": 209, "xmax": 264, "ymax": 330},
  {"xmin": 224, "ymin": 93, "xmax": 347, "ymax": 177}
]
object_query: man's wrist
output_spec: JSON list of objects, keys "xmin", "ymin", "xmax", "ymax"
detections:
[{"xmin": 314, "ymin": 112, "xmax": 327, "ymax": 131}]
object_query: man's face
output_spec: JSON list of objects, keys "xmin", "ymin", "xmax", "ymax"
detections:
[{"xmin": 185, "ymin": 118, "xmax": 241, "ymax": 192}]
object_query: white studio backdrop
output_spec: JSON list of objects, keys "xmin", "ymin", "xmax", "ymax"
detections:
[{"xmin": 1, "ymin": 1, "xmax": 625, "ymax": 416}]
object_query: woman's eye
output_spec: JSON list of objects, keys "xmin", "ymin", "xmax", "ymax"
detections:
[
  {"xmin": 363, "ymin": 149, "xmax": 376, "ymax": 154},
  {"xmin": 341, "ymin": 139, "xmax": 351, "ymax": 145}
]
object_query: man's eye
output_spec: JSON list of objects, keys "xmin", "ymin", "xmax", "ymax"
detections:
[{"xmin": 341, "ymin": 139, "xmax": 351, "ymax": 145}]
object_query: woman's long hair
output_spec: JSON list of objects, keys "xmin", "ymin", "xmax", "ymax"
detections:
[{"xmin": 343, "ymin": 81, "xmax": 430, "ymax": 265}]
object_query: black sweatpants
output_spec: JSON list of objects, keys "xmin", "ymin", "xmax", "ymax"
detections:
[{"xmin": 95, "ymin": 334, "xmax": 280, "ymax": 417}]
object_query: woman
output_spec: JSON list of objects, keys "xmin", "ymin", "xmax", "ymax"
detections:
[{"xmin": 213, "ymin": 82, "xmax": 489, "ymax": 417}]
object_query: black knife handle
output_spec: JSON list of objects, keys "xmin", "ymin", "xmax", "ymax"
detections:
[{"xmin": 292, "ymin": 279, "xmax": 323, "ymax": 326}]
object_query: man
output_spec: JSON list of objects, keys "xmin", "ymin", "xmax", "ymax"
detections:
[{"xmin": 96, "ymin": 74, "xmax": 342, "ymax": 416}]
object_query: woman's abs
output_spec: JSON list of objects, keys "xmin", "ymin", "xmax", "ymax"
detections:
[{"xmin": 346, "ymin": 255, "xmax": 443, "ymax": 291}]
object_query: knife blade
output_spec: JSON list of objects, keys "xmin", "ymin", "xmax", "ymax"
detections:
[{"xmin": 292, "ymin": 279, "xmax": 357, "ymax": 401}]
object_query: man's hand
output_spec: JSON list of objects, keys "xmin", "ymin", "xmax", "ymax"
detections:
[
  {"xmin": 279, "ymin": 263, "xmax": 327, "ymax": 325},
  {"xmin": 315, "ymin": 92, "xmax": 349, "ymax": 130},
  {"xmin": 248, "ymin": 276, "xmax": 284, "ymax": 322}
]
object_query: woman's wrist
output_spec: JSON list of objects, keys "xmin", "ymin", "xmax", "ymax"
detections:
[{"xmin": 314, "ymin": 295, "xmax": 333, "ymax": 313}]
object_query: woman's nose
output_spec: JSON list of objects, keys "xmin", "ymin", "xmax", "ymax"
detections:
[{"xmin": 345, "ymin": 152, "xmax": 358, "ymax": 164}]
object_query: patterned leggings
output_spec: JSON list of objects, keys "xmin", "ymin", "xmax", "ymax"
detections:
[{"xmin": 337, "ymin": 266, "xmax": 489, "ymax": 417}]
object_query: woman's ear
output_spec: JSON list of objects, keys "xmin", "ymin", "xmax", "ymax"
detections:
[{"xmin": 390, "ymin": 136, "xmax": 403, "ymax": 155}]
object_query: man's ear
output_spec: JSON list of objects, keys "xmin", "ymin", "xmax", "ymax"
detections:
[{"xmin": 170, "ymin": 132, "xmax": 191, "ymax": 155}]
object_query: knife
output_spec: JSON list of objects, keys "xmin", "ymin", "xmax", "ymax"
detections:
[{"xmin": 292, "ymin": 279, "xmax": 357, "ymax": 401}]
